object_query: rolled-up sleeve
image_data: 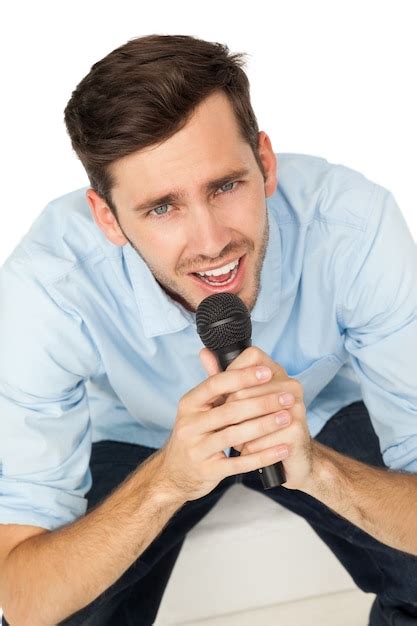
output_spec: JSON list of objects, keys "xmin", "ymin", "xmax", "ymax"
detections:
[
  {"xmin": 0, "ymin": 248, "xmax": 101, "ymax": 530},
  {"xmin": 337, "ymin": 187, "xmax": 417, "ymax": 473}
]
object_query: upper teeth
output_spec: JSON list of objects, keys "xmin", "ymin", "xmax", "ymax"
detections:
[{"xmin": 197, "ymin": 258, "xmax": 239, "ymax": 277}]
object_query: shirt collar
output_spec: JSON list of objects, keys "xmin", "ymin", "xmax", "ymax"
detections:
[{"xmin": 123, "ymin": 201, "xmax": 281, "ymax": 338}]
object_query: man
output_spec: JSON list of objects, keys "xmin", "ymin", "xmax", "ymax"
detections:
[{"xmin": 0, "ymin": 33, "xmax": 416, "ymax": 626}]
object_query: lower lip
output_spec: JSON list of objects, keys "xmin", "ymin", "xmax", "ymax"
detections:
[{"xmin": 189, "ymin": 255, "xmax": 246, "ymax": 294}]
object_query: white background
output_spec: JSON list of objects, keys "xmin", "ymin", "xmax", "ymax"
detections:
[
  {"xmin": 1, "ymin": 0, "xmax": 416, "ymax": 265},
  {"xmin": 0, "ymin": 4, "xmax": 415, "ymax": 621}
]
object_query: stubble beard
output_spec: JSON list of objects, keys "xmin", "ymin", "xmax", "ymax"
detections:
[{"xmin": 118, "ymin": 206, "xmax": 270, "ymax": 314}]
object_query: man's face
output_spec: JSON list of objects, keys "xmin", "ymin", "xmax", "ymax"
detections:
[{"xmin": 89, "ymin": 90, "xmax": 277, "ymax": 313}]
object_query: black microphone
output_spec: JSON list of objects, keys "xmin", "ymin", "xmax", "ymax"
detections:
[{"xmin": 196, "ymin": 292, "xmax": 287, "ymax": 489}]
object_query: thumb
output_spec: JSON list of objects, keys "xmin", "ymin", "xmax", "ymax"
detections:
[
  {"xmin": 199, "ymin": 347, "xmax": 220, "ymax": 377},
  {"xmin": 199, "ymin": 348, "xmax": 227, "ymax": 408}
]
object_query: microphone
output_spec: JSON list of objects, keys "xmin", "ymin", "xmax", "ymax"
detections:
[{"xmin": 196, "ymin": 292, "xmax": 287, "ymax": 489}]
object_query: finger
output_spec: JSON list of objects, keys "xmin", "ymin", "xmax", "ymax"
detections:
[
  {"xmin": 181, "ymin": 364, "xmax": 272, "ymax": 411},
  {"xmin": 199, "ymin": 348, "xmax": 220, "ymax": 377},
  {"xmin": 226, "ymin": 381, "xmax": 299, "ymax": 405},
  {"xmin": 206, "ymin": 408, "xmax": 291, "ymax": 456},
  {"xmin": 207, "ymin": 393, "xmax": 289, "ymax": 433},
  {"xmin": 225, "ymin": 346, "xmax": 275, "ymax": 371},
  {"xmin": 200, "ymin": 348, "xmax": 226, "ymax": 408},
  {"xmin": 226, "ymin": 346, "xmax": 288, "ymax": 379},
  {"xmin": 242, "ymin": 426, "xmax": 290, "ymax": 455},
  {"xmin": 219, "ymin": 445, "xmax": 289, "ymax": 478}
]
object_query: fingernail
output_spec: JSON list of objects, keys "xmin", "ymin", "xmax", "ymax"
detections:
[
  {"xmin": 256, "ymin": 366, "xmax": 271, "ymax": 380},
  {"xmin": 279, "ymin": 393, "xmax": 294, "ymax": 406},
  {"xmin": 275, "ymin": 412, "xmax": 290, "ymax": 426}
]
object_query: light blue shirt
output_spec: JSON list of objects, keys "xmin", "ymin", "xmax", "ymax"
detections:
[{"xmin": 1, "ymin": 153, "xmax": 416, "ymax": 531}]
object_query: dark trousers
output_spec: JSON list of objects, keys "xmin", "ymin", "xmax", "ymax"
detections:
[{"xmin": 4, "ymin": 401, "xmax": 417, "ymax": 625}]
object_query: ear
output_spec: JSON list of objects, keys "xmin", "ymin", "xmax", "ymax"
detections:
[
  {"xmin": 257, "ymin": 131, "xmax": 278, "ymax": 198},
  {"xmin": 86, "ymin": 188, "xmax": 128, "ymax": 246}
]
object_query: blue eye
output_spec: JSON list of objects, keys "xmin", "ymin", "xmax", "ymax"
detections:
[
  {"xmin": 147, "ymin": 181, "xmax": 240, "ymax": 219},
  {"xmin": 146, "ymin": 204, "xmax": 171, "ymax": 219},
  {"xmin": 153, "ymin": 205, "xmax": 169, "ymax": 216},
  {"xmin": 220, "ymin": 182, "xmax": 235, "ymax": 193}
]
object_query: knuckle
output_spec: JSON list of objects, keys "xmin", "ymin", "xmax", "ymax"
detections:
[
  {"xmin": 245, "ymin": 434, "xmax": 259, "ymax": 454},
  {"xmin": 292, "ymin": 397, "xmax": 304, "ymax": 415},
  {"xmin": 260, "ymin": 416, "xmax": 271, "ymax": 435},
  {"xmin": 246, "ymin": 440, "xmax": 254, "ymax": 454},
  {"xmin": 230, "ymin": 388, "xmax": 246, "ymax": 402},
  {"xmin": 206, "ymin": 375, "xmax": 218, "ymax": 396},
  {"xmin": 175, "ymin": 420, "xmax": 188, "ymax": 442},
  {"xmin": 222, "ymin": 402, "xmax": 239, "ymax": 424},
  {"xmin": 294, "ymin": 419, "xmax": 306, "ymax": 436},
  {"xmin": 224, "ymin": 424, "xmax": 238, "ymax": 447},
  {"xmin": 247, "ymin": 346, "xmax": 263, "ymax": 361},
  {"xmin": 264, "ymin": 394, "xmax": 278, "ymax": 415},
  {"xmin": 244, "ymin": 365, "xmax": 257, "ymax": 386},
  {"xmin": 279, "ymin": 364, "xmax": 289, "ymax": 377},
  {"xmin": 275, "ymin": 363, "xmax": 287, "ymax": 378},
  {"xmin": 240, "ymin": 369, "xmax": 252, "ymax": 389},
  {"xmin": 288, "ymin": 378, "xmax": 303, "ymax": 398}
]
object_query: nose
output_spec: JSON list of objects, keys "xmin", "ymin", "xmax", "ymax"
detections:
[{"xmin": 186, "ymin": 204, "xmax": 233, "ymax": 260}]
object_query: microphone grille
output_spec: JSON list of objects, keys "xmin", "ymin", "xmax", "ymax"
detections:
[{"xmin": 196, "ymin": 292, "xmax": 251, "ymax": 350}]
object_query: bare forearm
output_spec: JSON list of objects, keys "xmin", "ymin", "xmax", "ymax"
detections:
[
  {"xmin": 2, "ymin": 450, "xmax": 186, "ymax": 626},
  {"xmin": 302, "ymin": 441, "xmax": 417, "ymax": 556}
]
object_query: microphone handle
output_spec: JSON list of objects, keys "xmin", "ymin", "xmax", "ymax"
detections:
[{"xmin": 214, "ymin": 341, "xmax": 287, "ymax": 489}]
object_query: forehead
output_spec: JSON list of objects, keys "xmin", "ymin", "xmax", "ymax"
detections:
[{"xmin": 110, "ymin": 91, "xmax": 254, "ymax": 205}]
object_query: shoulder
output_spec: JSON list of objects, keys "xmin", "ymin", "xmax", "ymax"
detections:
[
  {"xmin": 268, "ymin": 153, "xmax": 379, "ymax": 230},
  {"xmin": 9, "ymin": 186, "xmax": 118, "ymax": 285}
]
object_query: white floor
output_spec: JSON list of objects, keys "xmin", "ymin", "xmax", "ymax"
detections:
[{"xmin": 177, "ymin": 589, "xmax": 376, "ymax": 626}]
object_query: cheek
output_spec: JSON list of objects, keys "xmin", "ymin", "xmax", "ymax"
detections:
[
  {"xmin": 241, "ymin": 210, "xmax": 265, "ymax": 245},
  {"xmin": 224, "ymin": 201, "xmax": 262, "ymax": 240},
  {"xmin": 143, "ymin": 233, "xmax": 185, "ymax": 273}
]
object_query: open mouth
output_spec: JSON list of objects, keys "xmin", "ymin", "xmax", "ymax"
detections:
[{"xmin": 189, "ymin": 254, "xmax": 246, "ymax": 292}]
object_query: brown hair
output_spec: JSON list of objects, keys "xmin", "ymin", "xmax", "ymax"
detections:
[{"xmin": 64, "ymin": 34, "xmax": 265, "ymax": 216}]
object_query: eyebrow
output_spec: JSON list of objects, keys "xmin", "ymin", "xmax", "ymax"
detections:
[{"xmin": 129, "ymin": 167, "xmax": 251, "ymax": 213}]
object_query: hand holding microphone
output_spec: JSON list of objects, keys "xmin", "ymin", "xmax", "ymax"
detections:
[
  {"xmin": 196, "ymin": 292, "xmax": 287, "ymax": 489},
  {"xmin": 157, "ymin": 354, "xmax": 290, "ymax": 503},
  {"xmin": 157, "ymin": 292, "xmax": 317, "ymax": 503}
]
